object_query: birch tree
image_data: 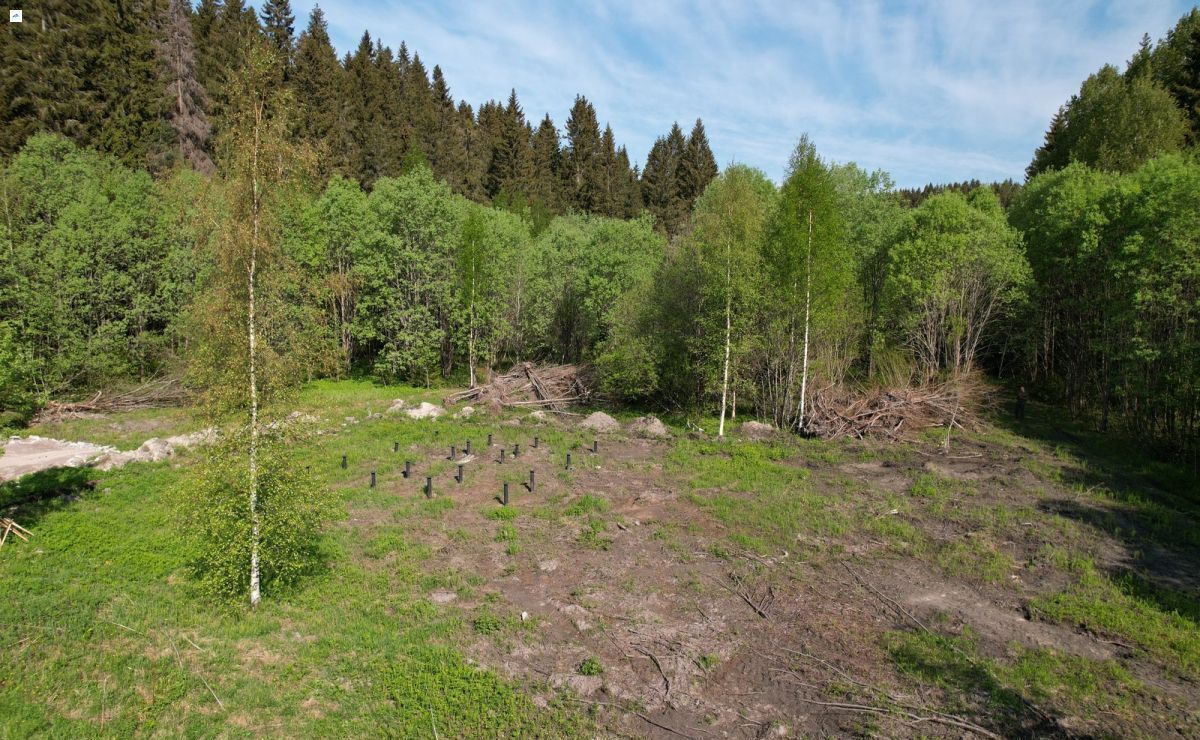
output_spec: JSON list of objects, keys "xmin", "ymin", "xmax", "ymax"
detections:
[
  {"xmin": 185, "ymin": 43, "xmax": 331, "ymax": 605},
  {"xmin": 690, "ymin": 165, "xmax": 775, "ymax": 438},
  {"xmin": 761, "ymin": 137, "xmax": 854, "ymax": 431}
]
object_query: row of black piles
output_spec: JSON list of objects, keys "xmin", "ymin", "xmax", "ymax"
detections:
[{"xmin": 340, "ymin": 435, "xmax": 600, "ymax": 506}]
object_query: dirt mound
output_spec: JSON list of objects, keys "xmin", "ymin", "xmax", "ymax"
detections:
[
  {"xmin": 579, "ymin": 411, "xmax": 620, "ymax": 433},
  {"xmin": 405, "ymin": 402, "xmax": 446, "ymax": 420},
  {"xmin": 0, "ymin": 436, "xmax": 115, "ymax": 483},
  {"xmin": 94, "ymin": 429, "xmax": 215, "ymax": 471},
  {"xmin": 628, "ymin": 416, "xmax": 670, "ymax": 438},
  {"xmin": 740, "ymin": 420, "xmax": 776, "ymax": 440}
]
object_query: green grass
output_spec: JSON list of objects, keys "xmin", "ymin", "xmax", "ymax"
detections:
[
  {"xmin": 0, "ymin": 380, "xmax": 589, "ymax": 737},
  {"xmin": 669, "ymin": 439, "xmax": 852, "ymax": 552},
  {"xmin": 886, "ymin": 628, "xmax": 1144, "ymax": 730},
  {"xmin": 935, "ymin": 537, "xmax": 1014, "ymax": 584},
  {"xmin": 1030, "ymin": 559, "xmax": 1200, "ymax": 679}
]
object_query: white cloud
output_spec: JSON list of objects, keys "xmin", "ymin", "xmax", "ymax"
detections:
[{"xmin": 290, "ymin": 0, "xmax": 1194, "ymax": 186}]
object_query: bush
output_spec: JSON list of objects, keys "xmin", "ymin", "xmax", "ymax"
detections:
[{"xmin": 178, "ymin": 427, "xmax": 336, "ymax": 601}]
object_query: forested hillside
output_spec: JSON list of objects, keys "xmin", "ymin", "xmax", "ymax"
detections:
[{"xmin": 1, "ymin": 3, "xmax": 1198, "ymax": 465}]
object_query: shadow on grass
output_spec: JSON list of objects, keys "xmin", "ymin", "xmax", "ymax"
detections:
[
  {"xmin": 0, "ymin": 466, "xmax": 96, "ymax": 532},
  {"xmin": 992, "ymin": 402, "xmax": 1199, "ymax": 590},
  {"xmin": 886, "ymin": 630, "xmax": 1070, "ymax": 738}
]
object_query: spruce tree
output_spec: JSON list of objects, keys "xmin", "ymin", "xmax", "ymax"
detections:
[
  {"xmin": 529, "ymin": 114, "xmax": 563, "ymax": 212},
  {"xmin": 292, "ymin": 6, "xmax": 341, "ymax": 161},
  {"xmin": 401, "ymin": 53, "xmax": 437, "ymax": 168},
  {"xmin": 428, "ymin": 65, "xmax": 473, "ymax": 195},
  {"xmin": 564, "ymin": 95, "xmax": 602, "ymax": 212},
  {"xmin": 337, "ymin": 32, "xmax": 388, "ymax": 185},
  {"xmin": 485, "ymin": 89, "xmax": 532, "ymax": 201},
  {"xmin": 259, "ymin": 0, "xmax": 296, "ymax": 78},
  {"xmin": 680, "ymin": 118, "xmax": 718, "ymax": 204},
  {"xmin": 156, "ymin": 0, "xmax": 215, "ymax": 173},
  {"xmin": 642, "ymin": 123, "xmax": 688, "ymax": 234}
]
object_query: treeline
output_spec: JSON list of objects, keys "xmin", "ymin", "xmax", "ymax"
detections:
[
  {"xmin": 1013, "ymin": 8, "xmax": 1200, "ymax": 461},
  {"xmin": 1, "ymin": 6, "xmax": 1198, "ymax": 464},
  {"xmin": 0, "ymin": 130, "xmax": 667, "ymax": 419},
  {"xmin": 0, "ymin": 0, "xmax": 717, "ymax": 232}
]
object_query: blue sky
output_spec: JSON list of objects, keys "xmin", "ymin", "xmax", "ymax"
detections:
[{"xmin": 281, "ymin": 1, "xmax": 1197, "ymax": 187}]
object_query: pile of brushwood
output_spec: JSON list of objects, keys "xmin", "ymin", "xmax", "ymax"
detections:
[
  {"xmin": 445, "ymin": 363, "xmax": 592, "ymax": 411},
  {"xmin": 32, "ymin": 377, "xmax": 189, "ymax": 423},
  {"xmin": 805, "ymin": 377, "xmax": 991, "ymax": 441}
]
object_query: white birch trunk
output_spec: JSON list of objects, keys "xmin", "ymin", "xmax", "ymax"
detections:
[
  {"xmin": 798, "ymin": 210, "xmax": 813, "ymax": 432},
  {"xmin": 718, "ymin": 255, "xmax": 732, "ymax": 439},
  {"xmin": 248, "ymin": 101, "xmax": 263, "ymax": 608}
]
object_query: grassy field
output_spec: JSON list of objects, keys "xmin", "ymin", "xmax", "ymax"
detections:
[{"xmin": 1, "ymin": 380, "xmax": 1197, "ymax": 737}]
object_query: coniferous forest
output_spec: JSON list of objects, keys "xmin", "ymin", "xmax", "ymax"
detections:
[{"xmin": 2, "ymin": 4, "xmax": 1200, "ymax": 737}]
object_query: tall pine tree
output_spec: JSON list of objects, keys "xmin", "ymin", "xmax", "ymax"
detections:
[{"xmin": 291, "ymin": 6, "xmax": 341, "ymax": 162}]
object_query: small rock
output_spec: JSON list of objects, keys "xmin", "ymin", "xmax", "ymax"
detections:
[
  {"xmin": 538, "ymin": 559, "xmax": 559, "ymax": 573},
  {"xmin": 579, "ymin": 411, "xmax": 620, "ymax": 433},
  {"xmin": 454, "ymin": 405, "xmax": 475, "ymax": 419},
  {"xmin": 528, "ymin": 410, "xmax": 549, "ymax": 422},
  {"xmin": 405, "ymin": 402, "xmax": 446, "ymax": 420},
  {"xmin": 628, "ymin": 415, "xmax": 670, "ymax": 439},
  {"xmin": 429, "ymin": 590, "xmax": 457, "ymax": 604},
  {"xmin": 740, "ymin": 420, "xmax": 776, "ymax": 440},
  {"xmin": 385, "ymin": 399, "xmax": 409, "ymax": 414},
  {"xmin": 520, "ymin": 611, "xmax": 530, "ymax": 622}
]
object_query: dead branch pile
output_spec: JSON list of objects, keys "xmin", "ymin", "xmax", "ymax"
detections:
[
  {"xmin": 33, "ymin": 377, "xmax": 189, "ymax": 423},
  {"xmin": 806, "ymin": 377, "xmax": 992, "ymax": 441},
  {"xmin": 444, "ymin": 363, "xmax": 591, "ymax": 411}
]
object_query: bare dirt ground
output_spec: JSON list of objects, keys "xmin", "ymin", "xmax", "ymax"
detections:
[
  {"xmin": 0, "ymin": 436, "xmax": 114, "ymax": 483},
  {"xmin": 340, "ymin": 417, "xmax": 1200, "ymax": 739}
]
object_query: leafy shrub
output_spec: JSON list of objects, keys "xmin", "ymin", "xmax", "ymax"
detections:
[
  {"xmin": 178, "ymin": 428, "xmax": 336, "ymax": 601},
  {"xmin": 578, "ymin": 656, "xmax": 603, "ymax": 676}
]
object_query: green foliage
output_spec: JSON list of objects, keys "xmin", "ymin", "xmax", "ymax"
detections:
[
  {"xmin": 760, "ymin": 136, "xmax": 859, "ymax": 428},
  {"xmin": 1029, "ymin": 64, "xmax": 1188, "ymax": 177},
  {"xmin": 178, "ymin": 430, "xmax": 336, "ymax": 600},
  {"xmin": 881, "ymin": 189, "xmax": 1029, "ymax": 377},
  {"xmin": 0, "ymin": 322, "xmax": 38, "ymax": 423},
  {"xmin": 0, "ymin": 134, "xmax": 200, "ymax": 396},
  {"xmin": 1012, "ymin": 155, "xmax": 1200, "ymax": 458},
  {"xmin": 578, "ymin": 656, "xmax": 604, "ymax": 676}
]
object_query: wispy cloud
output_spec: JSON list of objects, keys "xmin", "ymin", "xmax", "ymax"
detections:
[{"xmin": 287, "ymin": 0, "xmax": 1195, "ymax": 186}]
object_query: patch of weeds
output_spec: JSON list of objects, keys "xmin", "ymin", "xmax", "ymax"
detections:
[
  {"xmin": 695, "ymin": 654, "xmax": 719, "ymax": 671},
  {"xmin": 669, "ymin": 439, "xmax": 810, "ymax": 494},
  {"xmin": 1030, "ymin": 560, "xmax": 1200, "ymax": 679},
  {"xmin": 865, "ymin": 515, "xmax": 927, "ymax": 553},
  {"xmin": 473, "ymin": 611, "xmax": 504, "ymax": 635},
  {"xmin": 1035, "ymin": 545, "xmax": 1093, "ymax": 575},
  {"xmin": 729, "ymin": 532, "xmax": 770, "ymax": 554},
  {"xmin": 578, "ymin": 657, "xmax": 603, "ymax": 676},
  {"xmin": 936, "ymin": 537, "xmax": 1013, "ymax": 583},
  {"xmin": 578, "ymin": 518, "xmax": 613, "ymax": 551},
  {"xmin": 909, "ymin": 472, "xmax": 972, "ymax": 517},
  {"xmin": 363, "ymin": 530, "xmax": 409, "ymax": 559},
  {"xmin": 708, "ymin": 543, "xmax": 731, "ymax": 560},
  {"xmin": 486, "ymin": 506, "xmax": 518, "ymax": 521},
  {"xmin": 494, "ymin": 522, "xmax": 518, "ymax": 543},
  {"xmin": 504, "ymin": 543, "xmax": 521, "ymax": 556},
  {"xmin": 564, "ymin": 494, "xmax": 609, "ymax": 517}
]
